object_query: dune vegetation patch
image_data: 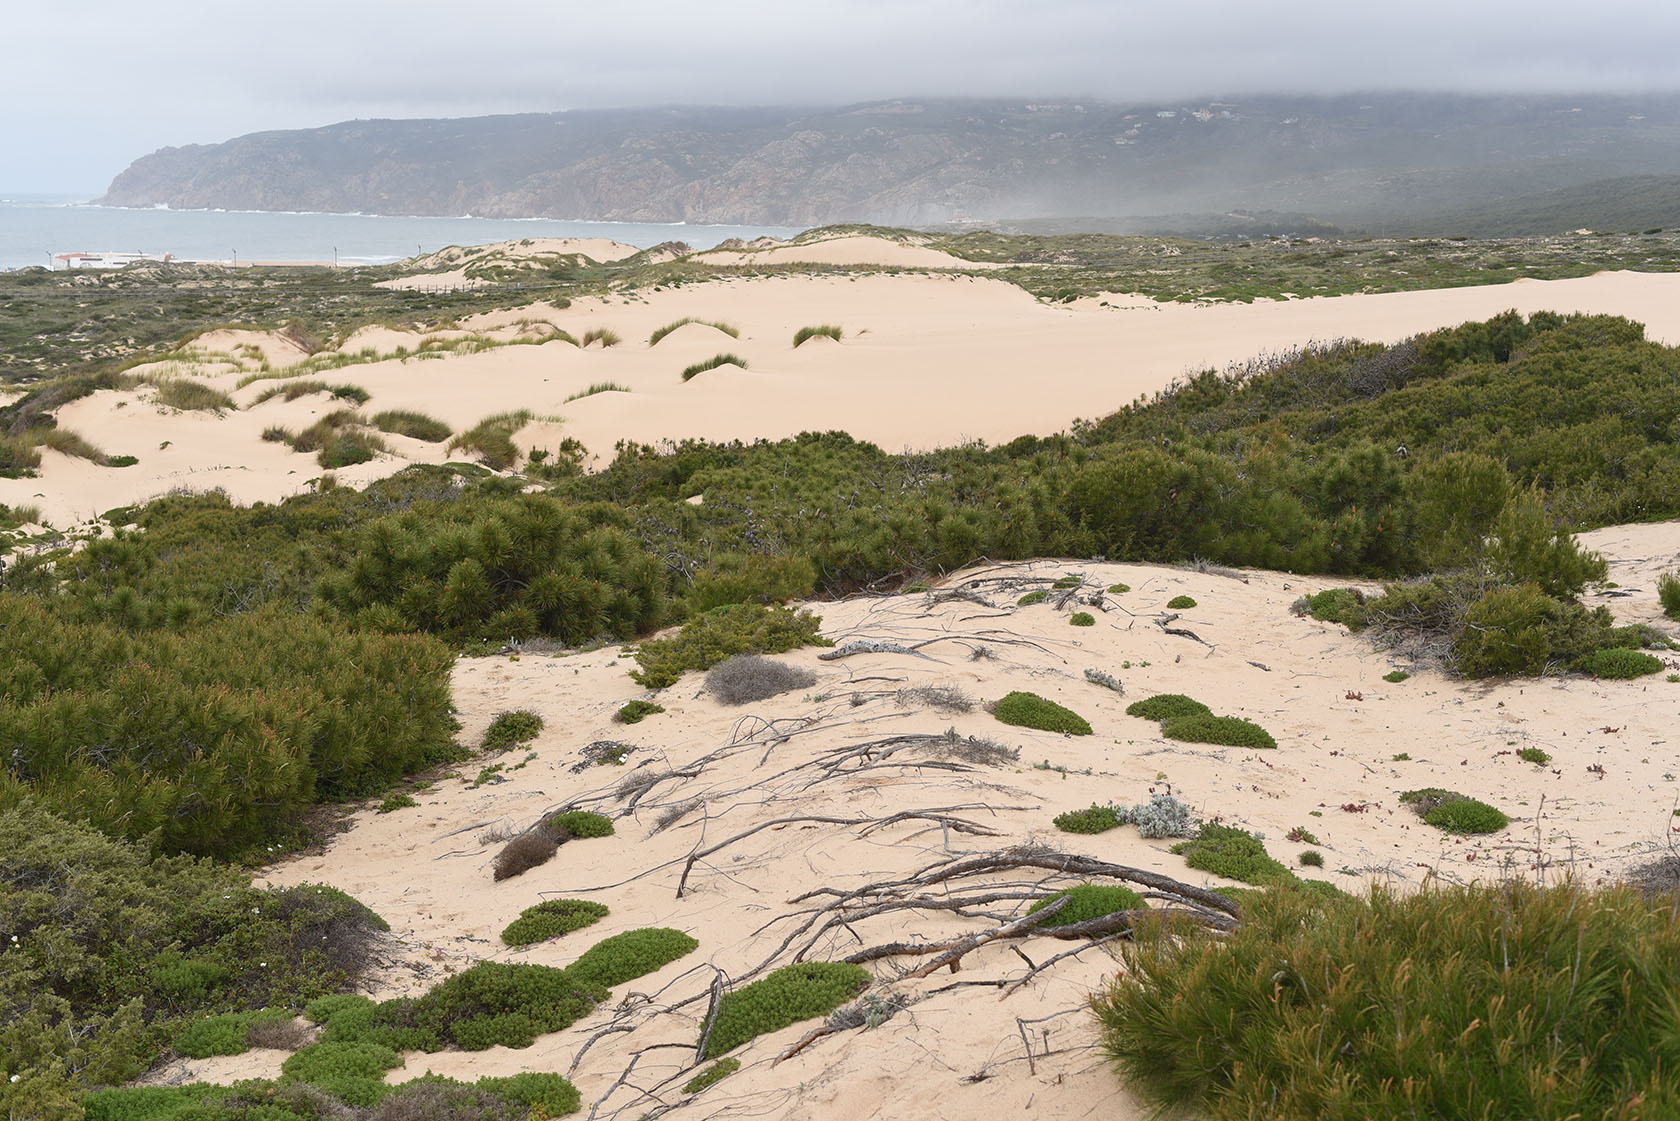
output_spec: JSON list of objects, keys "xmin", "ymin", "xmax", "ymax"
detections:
[
  {"xmin": 1125, "ymin": 693, "xmax": 1210, "ymax": 721},
  {"xmin": 580, "ymin": 327, "xmax": 621, "ymax": 348},
  {"xmin": 148, "ymin": 378, "xmax": 238, "ymax": 412},
  {"xmin": 500, "ymin": 899, "xmax": 610, "ymax": 946},
  {"xmin": 447, "ymin": 409, "xmax": 533, "ymax": 471},
  {"xmin": 631, "ymin": 603, "xmax": 829, "ymax": 689},
  {"xmin": 993, "ymin": 691, "xmax": 1093, "ymax": 735},
  {"xmin": 681, "ymin": 353, "xmax": 748, "ymax": 381},
  {"xmin": 705, "ymin": 653, "xmax": 817, "ymax": 705},
  {"xmin": 1053, "ymin": 804, "xmax": 1122, "ymax": 834},
  {"xmin": 700, "ymin": 962, "xmax": 871, "ymax": 1059},
  {"xmin": 1027, "ymin": 884, "xmax": 1145, "ymax": 928},
  {"xmin": 1161, "ymin": 713, "xmax": 1277, "ymax": 750},
  {"xmin": 792, "ymin": 324, "xmax": 843, "ymax": 347},
  {"xmin": 545, "ymin": 809, "xmax": 614, "ymax": 838},
  {"xmin": 1576, "ymin": 646, "xmax": 1663, "ymax": 678},
  {"xmin": 370, "ymin": 408, "xmax": 451, "ymax": 442},
  {"xmin": 649, "ymin": 317, "xmax": 740, "ymax": 345},
  {"xmin": 564, "ymin": 380, "xmax": 631, "ymax": 401},
  {"xmin": 482, "ymin": 709, "xmax": 544, "ymax": 750},
  {"xmin": 1401, "ymin": 788, "xmax": 1509, "ymax": 834}
]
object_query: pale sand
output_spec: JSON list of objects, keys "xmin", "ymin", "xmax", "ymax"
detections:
[
  {"xmin": 10, "ymin": 269, "xmax": 1680, "ymax": 527},
  {"xmin": 695, "ymin": 234, "xmax": 1005, "ymax": 270},
  {"xmin": 129, "ymin": 538, "xmax": 1677, "ymax": 1117}
]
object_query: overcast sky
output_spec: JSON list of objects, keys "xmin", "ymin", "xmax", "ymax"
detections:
[{"xmin": 7, "ymin": 0, "xmax": 1680, "ymax": 194}]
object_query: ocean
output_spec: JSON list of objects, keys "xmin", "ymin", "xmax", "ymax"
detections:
[{"xmin": 0, "ymin": 195, "xmax": 805, "ymax": 272}]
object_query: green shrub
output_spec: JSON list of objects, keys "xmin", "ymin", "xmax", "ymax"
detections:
[
  {"xmin": 1093, "ymin": 881, "xmax": 1680, "ymax": 1121},
  {"xmin": 501, "ymin": 900, "xmax": 610, "ymax": 946},
  {"xmin": 1125, "ymin": 694, "xmax": 1211, "ymax": 721},
  {"xmin": 683, "ymin": 1057, "xmax": 741, "ymax": 1093},
  {"xmin": 1171, "ymin": 823, "xmax": 1291, "ymax": 886},
  {"xmin": 1299, "ymin": 850, "xmax": 1325, "ymax": 867},
  {"xmin": 377, "ymin": 792, "xmax": 418, "ymax": 813},
  {"xmin": 1166, "ymin": 595, "xmax": 1197, "ymax": 609},
  {"xmin": 631, "ymin": 603, "xmax": 829, "ymax": 689},
  {"xmin": 410, "ymin": 962, "xmax": 605, "ymax": 1050},
  {"xmin": 792, "ymin": 325, "xmax": 843, "ymax": 347},
  {"xmin": 702, "ymin": 962, "xmax": 871, "ymax": 1058},
  {"xmin": 281, "ymin": 1040, "xmax": 402, "ymax": 1105},
  {"xmin": 545, "ymin": 810, "xmax": 614, "ymax": 838},
  {"xmin": 304, "ymin": 994, "xmax": 370, "ymax": 1025},
  {"xmin": 483, "ymin": 710, "xmax": 544, "ymax": 750},
  {"xmin": 1451, "ymin": 583, "xmax": 1617, "ymax": 677},
  {"xmin": 473, "ymin": 1072, "xmax": 581, "ymax": 1116},
  {"xmin": 372, "ymin": 409, "xmax": 452, "ymax": 442},
  {"xmin": 1054, "ymin": 804, "xmax": 1121, "ymax": 834},
  {"xmin": 1516, "ymin": 746, "xmax": 1552, "ymax": 765},
  {"xmin": 649, "ymin": 317, "xmax": 739, "ymax": 345},
  {"xmin": 684, "ymin": 552, "xmax": 817, "ymax": 612},
  {"xmin": 1424, "ymin": 799, "xmax": 1509, "ymax": 834},
  {"xmin": 1659, "ymin": 572, "xmax": 1680, "ymax": 621},
  {"xmin": 566, "ymin": 928, "xmax": 700, "ymax": 989},
  {"xmin": 993, "ymin": 691, "xmax": 1093, "ymax": 735},
  {"xmin": 1027, "ymin": 884, "xmax": 1144, "ymax": 928},
  {"xmin": 1577, "ymin": 647, "xmax": 1663, "ymax": 679},
  {"xmin": 1017, "ymin": 590, "xmax": 1048, "ymax": 606},
  {"xmin": 1070, "ymin": 611, "xmax": 1096, "ymax": 626},
  {"xmin": 681, "ymin": 353, "xmax": 748, "ymax": 380},
  {"xmin": 0, "ymin": 434, "xmax": 42, "ymax": 476},
  {"xmin": 1383, "ymin": 669, "xmax": 1410, "ymax": 682},
  {"xmin": 1161, "ymin": 713, "xmax": 1277, "ymax": 750},
  {"xmin": 1108, "ymin": 583, "xmax": 1131, "ymax": 594},
  {"xmin": 173, "ymin": 1008, "xmax": 292, "ymax": 1058},
  {"xmin": 1486, "ymin": 488, "xmax": 1608, "ymax": 598},
  {"xmin": 615, "ymin": 699, "xmax": 665, "ymax": 724},
  {"xmin": 1300, "ymin": 587, "xmax": 1368, "ymax": 628}
]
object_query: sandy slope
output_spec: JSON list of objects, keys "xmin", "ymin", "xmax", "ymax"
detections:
[
  {"xmin": 120, "ymin": 539, "xmax": 1680, "ymax": 1118},
  {"xmin": 694, "ymin": 234, "xmax": 1005, "ymax": 270},
  {"xmin": 11, "ymin": 269, "xmax": 1680, "ymax": 528}
]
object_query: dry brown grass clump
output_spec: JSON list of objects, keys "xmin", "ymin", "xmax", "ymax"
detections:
[
  {"xmin": 896, "ymin": 685, "xmax": 975, "ymax": 713},
  {"xmin": 245, "ymin": 1015, "xmax": 316, "ymax": 1051},
  {"xmin": 705, "ymin": 654, "xmax": 817, "ymax": 705},
  {"xmin": 492, "ymin": 828, "xmax": 564, "ymax": 881}
]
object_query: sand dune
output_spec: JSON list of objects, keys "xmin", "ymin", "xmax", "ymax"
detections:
[
  {"xmin": 10, "ymin": 269, "xmax": 1680, "ymax": 528},
  {"xmin": 695, "ymin": 234, "xmax": 1004, "ymax": 270},
  {"xmin": 125, "ymin": 540, "xmax": 1680, "ymax": 1117}
]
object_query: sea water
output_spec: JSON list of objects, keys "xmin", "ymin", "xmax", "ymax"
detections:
[{"xmin": 0, "ymin": 195, "xmax": 805, "ymax": 272}]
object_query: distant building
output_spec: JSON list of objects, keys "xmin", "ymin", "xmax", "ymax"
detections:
[{"xmin": 52, "ymin": 251, "xmax": 174, "ymax": 270}]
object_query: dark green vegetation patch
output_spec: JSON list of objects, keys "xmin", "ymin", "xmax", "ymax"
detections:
[
  {"xmin": 500, "ymin": 900, "xmax": 611, "ymax": 946},
  {"xmin": 546, "ymin": 810, "xmax": 615, "ymax": 838},
  {"xmin": 1053, "ymin": 804, "xmax": 1122, "ymax": 834},
  {"xmin": 631, "ymin": 604, "xmax": 829, "ymax": 689},
  {"xmin": 993, "ymin": 691, "xmax": 1093, "ymax": 735},
  {"xmin": 1027, "ymin": 884, "xmax": 1144, "ymax": 928},
  {"xmin": 683, "ymin": 1057, "xmax": 741, "ymax": 1093},
  {"xmin": 1125, "ymin": 694, "xmax": 1211, "ymax": 721},
  {"xmin": 1166, "ymin": 594, "xmax": 1197, "ymax": 609},
  {"xmin": 1092, "ymin": 881, "xmax": 1680, "ymax": 1120},
  {"xmin": 482, "ymin": 709, "xmax": 544, "ymax": 750},
  {"xmin": 565, "ymin": 928, "xmax": 700, "ymax": 990},
  {"xmin": 1401, "ymin": 788, "xmax": 1510, "ymax": 834},
  {"xmin": 1161, "ymin": 713, "xmax": 1277, "ymax": 750},
  {"xmin": 1576, "ymin": 647, "xmax": 1663, "ymax": 679},
  {"xmin": 701, "ymin": 962, "xmax": 871, "ymax": 1058},
  {"xmin": 615, "ymin": 699, "xmax": 665, "ymax": 724}
]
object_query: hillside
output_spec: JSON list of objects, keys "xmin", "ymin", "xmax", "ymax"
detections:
[{"xmin": 99, "ymin": 93, "xmax": 1680, "ymax": 230}]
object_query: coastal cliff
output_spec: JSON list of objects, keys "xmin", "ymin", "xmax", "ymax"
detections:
[{"xmin": 101, "ymin": 94, "xmax": 1680, "ymax": 231}]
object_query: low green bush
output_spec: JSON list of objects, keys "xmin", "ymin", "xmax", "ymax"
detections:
[
  {"xmin": 615, "ymin": 699, "xmax": 665, "ymax": 724},
  {"xmin": 630, "ymin": 603, "xmax": 830, "ymax": 689},
  {"xmin": 993, "ymin": 691, "xmax": 1093, "ymax": 735},
  {"xmin": 281, "ymin": 1041, "xmax": 403, "ymax": 1106},
  {"xmin": 1092, "ymin": 881, "xmax": 1680, "ymax": 1120},
  {"xmin": 1053, "ymin": 804, "xmax": 1121, "ymax": 834},
  {"xmin": 1299, "ymin": 850, "xmax": 1325, "ymax": 867},
  {"xmin": 472, "ymin": 1072, "xmax": 581, "ymax": 1116},
  {"xmin": 1383, "ymin": 669, "xmax": 1411, "ymax": 682},
  {"xmin": 1171, "ymin": 823, "xmax": 1291, "ymax": 886},
  {"xmin": 1027, "ymin": 884, "xmax": 1144, "ymax": 928},
  {"xmin": 566, "ymin": 928, "xmax": 700, "ymax": 989},
  {"xmin": 1166, "ymin": 595, "xmax": 1197, "ymax": 609},
  {"xmin": 1125, "ymin": 694, "xmax": 1211, "ymax": 721},
  {"xmin": 1161, "ymin": 713, "xmax": 1277, "ymax": 750},
  {"xmin": 409, "ymin": 962, "xmax": 605, "ymax": 1051},
  {"xmin": 1017, "ymin": 590, "xmax": 1048, "ymax": 606},
  {"xmin": 1070, "ymin": 611, "xmax": 1096, "ymax": 626},
  {"xmin": 684, "ymin": 1057, "xmax": 741, "ymax": 1093},
  {"xmin": 1108, "ymin": 583, "xmax": 1130, "ymax": 594},
  {"xmin": 173, "ymin": 1008, "xmax": 292, "ymax": 1058},
  {"xmin": 1424, "ymin": 799, "xmax": 1509, "ymax": 834},
  {"xmin": 501, "ymin": 900, "xmax": 610, "ymax": 946},
  {"xmin": 1516, "ymin": 746, "xmax": 1552, "ymax": 765},
  {"xmin": 701, "ymin": 962, "xmax": 871, "ymax": 1058},
  {"xmin": 377, "ymin": 792, "xmax": 417, "ymax": 813},
  {"xmin": 1576, "ymin": 647, "xmax": 1663, "ymax": 679},
  {"xmin": 483, "ymin": 710, "xmax": 543, "ymax": 750},
  {"xmin": 1299, "ymin": 587, "xmax": 1368, "ymax": 628},
  {"xmin": 546, "ymin": 810, "xmax": 614, "ymax": 838}
]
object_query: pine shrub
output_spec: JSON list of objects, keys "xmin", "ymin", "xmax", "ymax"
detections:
[
  {"xmin": 994, "ymin": 691, "xmax": 1093, "ymax": 735},
  {"xmin": 701, "ymin": 962, "xmax": 871, "ymax": 1058},
  {"xmin": 500, "ymin": 900, "xmax": 610, "ymax": 946}
]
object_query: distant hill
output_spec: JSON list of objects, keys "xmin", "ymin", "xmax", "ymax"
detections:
[{"xmin": 100, "ymin": 94, "xmax": 1680, "ymax": 232}]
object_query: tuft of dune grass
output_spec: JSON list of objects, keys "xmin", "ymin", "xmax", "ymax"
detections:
[
  {"xmin": 681, "ymin": 354, "xmax": 748, "ymax": 382},
  {"xmin": 648, "ymin": 318, "xmax": 740, "ymax": 346},
  {"xmin": 448, "ymin": 410, "xmax": 533, "ymax": 471},
  {"xmin": 564, "ymin": 382, "xmax": 631, "ymax": 402},
  {"xmin": 371, "ymin": 409, "xmax": 452, "ymax": 443},
  {"xmin": 792, "ymin": 324, "xmax": 843, "ymax": 348}
]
